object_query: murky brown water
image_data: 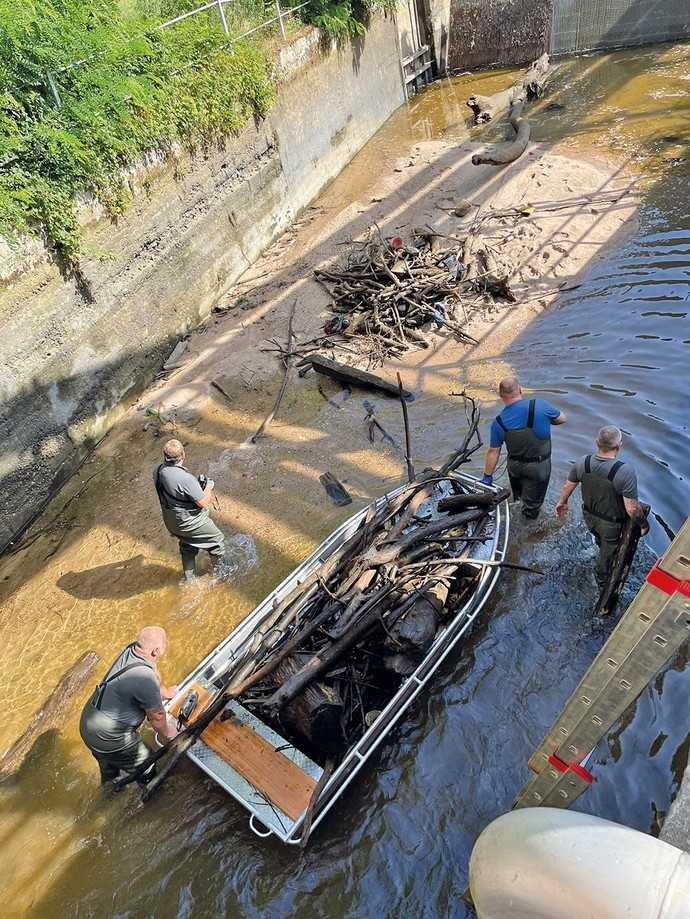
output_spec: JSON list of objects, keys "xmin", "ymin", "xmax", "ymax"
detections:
[{"xmin": 0, "ymin": 42, "xmax": 688, "ymax": 918}]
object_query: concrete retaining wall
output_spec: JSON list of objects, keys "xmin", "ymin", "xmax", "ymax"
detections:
[
  {"xmin": 445, "ymin": 0, "xmax": 553, "ymax": 71},
  {"xmin": 0, "ymin": 16, "xmax": 405, "ymax": 552}
]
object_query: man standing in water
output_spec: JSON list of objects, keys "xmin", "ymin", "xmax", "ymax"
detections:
[
  {"xmin": 556, "ymin": 425, "xmax": 648, "ymax": 587},
  {"xmin": 154, "ymin": 438, "xmax": 225, "ymax": 580},
  {"xmin": 482, "ymin": 377, "xmax": 566, "ymax": 519},
  {"xmin": 80, "ymin": 626, "xmax": 177, "ymax": 784}
]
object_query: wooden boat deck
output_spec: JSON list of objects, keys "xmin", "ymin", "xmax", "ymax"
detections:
[{"xmin": 170, "ymin": 684, "xmax": 317, "ymax": 822}]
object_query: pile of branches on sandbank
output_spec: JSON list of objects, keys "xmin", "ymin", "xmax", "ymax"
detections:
[{"xmin": 312, "ymin": 225, "xmax": 516, "ymax": 364}]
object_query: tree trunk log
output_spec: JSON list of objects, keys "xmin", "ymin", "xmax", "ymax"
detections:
[
  {"xmin": 466, "ymin": 53, "xmax": 553, "ymax": 126},
  {"xmin": 472, "ymin": 94, "xmax": 530, "ymax": 166},
  {"xmin": 274, "ymin": 656, "xmax": 344, "ymax": 753},
  {"xmin": 0, "ymin": 650, "xmax": 100, "ymax": 775},
  {"xmin": 522, "ymin": 52, "xmax": 552, "ymax": 98},
  {"xmin": 470, "ymin": 54, "xmax": 555, "ymax": 166},
  {"xmin": 308, "ymin": 355, "xmax": 414, "ymax": 400},
  {"xmin": 438, "ymin": 487, "xmax": 510, "ymax": 514}
]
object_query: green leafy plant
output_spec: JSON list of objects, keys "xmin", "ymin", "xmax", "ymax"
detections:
[{"xmin": 0, "ymin": 0, "xmax": 395, "ymax": 264}]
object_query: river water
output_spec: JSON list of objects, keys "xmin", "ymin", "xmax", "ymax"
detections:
[{"xmin": 2, "ymin": 43, "xmax": 689, "ymax": 918}]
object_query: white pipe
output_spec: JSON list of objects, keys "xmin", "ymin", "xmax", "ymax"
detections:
[{"xmin": 469, "ymin": 808, "xmax": 690, "ymax": 919}]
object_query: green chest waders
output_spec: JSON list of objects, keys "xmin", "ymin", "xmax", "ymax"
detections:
[
  {"xmin": 581, "ymin": 456, "xmax": 627, "ymax": 584},
  {"xmin": 155, "ymin": 464, "xmax": 225, "ymax": 578},
  {"xmin": 79, "ymin": 646, "xmax": 154, "ymax": 784}
]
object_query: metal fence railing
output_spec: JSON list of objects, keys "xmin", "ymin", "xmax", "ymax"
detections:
[
  {"xmin": 159, "ymin": 0, "xmax": 307, "ymax": 40},
  {"xmin": 45, "ymin": 0, "xmax": 313, "ymax": 108}
]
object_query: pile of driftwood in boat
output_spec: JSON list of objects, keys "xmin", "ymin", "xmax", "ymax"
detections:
[
  {"xmin": 469, "ymin": 54, "xmax": 556, "ymax": 167},
  {"xmin": 117, "ymin": 398, "xmax": 524, "ymax": 799},
  {"xmin": 223, "ymin": 396, "xmax": 501, "ymax": 756},
  {"xmin": 314, "ymin": 227, "xmax": 515, "ymax": 362}
]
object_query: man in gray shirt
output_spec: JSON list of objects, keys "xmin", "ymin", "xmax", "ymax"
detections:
[
  {"xmin": 80, "ymin": 626, "xmax": 178, "ymax": 784},
  {"xmin": 154, "ymin": 438, "xmax": 225, "ymax": 580},
  {"xmin": 556, "ymin": 425, "xmax": 648, "ymax": 586}
]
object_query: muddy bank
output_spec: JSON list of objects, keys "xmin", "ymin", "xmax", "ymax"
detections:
[{"xmin": 0, "ymin": 44, "xmax": 688, "ymax": 918}]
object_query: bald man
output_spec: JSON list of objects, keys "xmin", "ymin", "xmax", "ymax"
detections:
[
  {"xmin": 155, "ymin": 438, "xmax": 225, "ymax": 580},
  {"xmin": 483, "ymin": 377, "xmax": 566, "ymax": 519},
  {"xmin": 80, "ymin": 627, "xmax": 178, "ymax": 785}
]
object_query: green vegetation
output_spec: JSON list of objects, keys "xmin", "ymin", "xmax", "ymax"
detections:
[{"xmin": 0, "ymin": 0, "xmax": 392, "ymax": 262}]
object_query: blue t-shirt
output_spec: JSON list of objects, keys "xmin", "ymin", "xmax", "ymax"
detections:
[{"xmin": 490, "ymin": 398, "xmax": 561, "ymax": 448}]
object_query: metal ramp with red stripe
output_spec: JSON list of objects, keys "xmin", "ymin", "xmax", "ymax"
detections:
[{"xmin": 513, "ymin": 516, "xmax": 690, "ymax": 811}]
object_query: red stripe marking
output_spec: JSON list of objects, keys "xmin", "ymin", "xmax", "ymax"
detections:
[
  {"xmin": 646, "ymin": 559, "xmax": 690, "ymax": 598},
  {"xmin": 547, "ymin": 753, "xmax": 595, "ymax": 785}
]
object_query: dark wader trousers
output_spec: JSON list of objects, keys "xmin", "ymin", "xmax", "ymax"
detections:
[
  {"xmin": 79, "ymin": 651, "xmax": 156, "ymax": 786},
  {"xmin": 583, "ymin": 511, "xmax": 622, "ymax": 587},
  {"xmin": 507, "ymin": 457, "xmax": 552, "ymax": 519},
  {"xmin": 497, "ymin": 400, "xmax": 552, "ymax": 520},
  {"xmin": 87, "ymin": 726, "xmax": 153, "ymax": 785},
  {"xmin": 162, "ymin": 507, "xmax": 225, "ymax": 579},
  {"xmin": 581, "ymin": 455, "xmax": 628, "ymax": 587}
]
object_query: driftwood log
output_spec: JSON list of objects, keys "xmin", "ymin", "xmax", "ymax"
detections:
[
  {"xmin": 471, "ymin": 54, "xmax": 555, "ymax": 167},
  {"xmin": 0, "ymin": 650, "xmax": 100, "ymax": 776},
  {"xmin": 308, "ymin": 355, "xmax": 413, "ymax": 399},
  {"xmin": 438, "ymin": 487, "xmax": 510, "ymax": 514},
  {"xmin": 467, "ymin": 53, "xmax": 553, "ymax": 125},
  {"xmin": 594, "ymin": 504, "xmax": 650, "ymax": 617},
  {"xmin": 273, "ymin": 656, "xmax": 344, "ymax": 753},
  {"xmin": 472, "ymin": 90, "xmax": 531, "ymax": 166}
]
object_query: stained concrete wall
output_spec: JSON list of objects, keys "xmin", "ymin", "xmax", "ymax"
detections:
[
  {"xmin": 0, "ymin": 16, "xmax": 405, "ymax": 552},
  {"xmin": 438, "ymin": 0, "xmax": 688, "ymax": 73},
  {"xmin": 551, "ymin": 0, "xmax": 690, "ymax": 54},
  {"xmin": 446, "ymin": 0, "xmax": 553, "ymax": 72}
]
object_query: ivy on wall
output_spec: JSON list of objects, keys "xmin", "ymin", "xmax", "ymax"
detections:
[{"xmin": 0, "ymin": 0, "xmax": 394, "ymax": 263}]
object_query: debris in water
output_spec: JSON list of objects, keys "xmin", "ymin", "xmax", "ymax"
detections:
[{"xmin": 319, "ymin": 472, "xmax": 352, "ymax": 507}]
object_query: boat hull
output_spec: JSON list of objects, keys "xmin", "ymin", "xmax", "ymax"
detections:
[{"xmin": 168, "ymin": 474, "xmax": 510, "ymax": 843}]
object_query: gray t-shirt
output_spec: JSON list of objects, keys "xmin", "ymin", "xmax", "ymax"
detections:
[
  {"xmin": 91, "ymin": 644, "xmax": 163, "ymax": 728},
  {"xmin": 568, "ymin": 455, "xmax": 638, "ymax": 499},
  {"xmin": 154, "ymin": 462, "xmax": 204, "ymax": 510}
]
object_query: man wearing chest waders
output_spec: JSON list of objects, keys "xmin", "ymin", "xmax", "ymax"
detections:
[
  {"xmin": 482, "ymin": 377, "xmax": 566, "ymax": 519},
  {"xmin": 154, "ymin": 438, "xmax": 225, "ymax": 580},
  {"xmin": 80, "ymin": 627, "xmax": 178, "ymax": 785},
  {"xmin": 555, "ymin": 425, "xmax": 649, "ymax": 588}
]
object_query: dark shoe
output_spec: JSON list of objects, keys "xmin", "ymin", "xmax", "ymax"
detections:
[{"xmin": 521, "ymin": 507, "xmax": 540, "ymax": 520}]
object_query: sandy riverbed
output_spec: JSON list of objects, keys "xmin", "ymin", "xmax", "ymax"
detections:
[{"xmin": 0, "ymin": 128, "xmax": 638, "ymax": 758}]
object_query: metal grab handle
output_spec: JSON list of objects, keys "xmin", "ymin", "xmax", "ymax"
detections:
[{"xmin": 249, "ymin": 814, "xmax": 273, "ymax": 838}]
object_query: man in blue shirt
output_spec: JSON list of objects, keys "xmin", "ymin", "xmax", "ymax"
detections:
[{"xmin": 482, "ymin": 377, "xmax": 566, "ymax": 519}]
